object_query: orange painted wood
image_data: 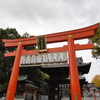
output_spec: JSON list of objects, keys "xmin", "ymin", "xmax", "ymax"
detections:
[
  {"xmin": 3, "ymin": 23, "xmax": 98, "ymax": 43},
  {"xmin": 4, "ymin": 46, "xmax": 67, "ymax": 57},
  {"xmin": 3, "ymin": 30, "xmax": 94, "ymax": 47},
  {"xmin": 75, "ymin": 43, "xmax": 94, "ymax": 50},
  {"xmin": 2, "ymin": 23, "xmax": 98, "ymax": 47},
  {"xmin": 5, "ymin": 43, "xmax": 23, "ymax": 100},
  {"xmin": 4, "ymin": 44, "xmax": 94, "ymax": 57},
  {"xmin": 68, "ymin": 38, "xmax": 82, "ymax": 100}
]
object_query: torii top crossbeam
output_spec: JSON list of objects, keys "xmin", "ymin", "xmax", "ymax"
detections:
[
  {"xmin": 3, "ymin": 23, "xmax": 98, "ymax": 47},
  {"xmin": 3, "ymin": 23, "xmax": 99, "ymax": 57},
  {"xmin": 2, "ymin": 23, "xmax": 99, "ymax": 100}
]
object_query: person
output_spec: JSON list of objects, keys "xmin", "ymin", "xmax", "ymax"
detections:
[{"xmin": 2, "ymin": 94, "xmax": 6, "ymax": 100}]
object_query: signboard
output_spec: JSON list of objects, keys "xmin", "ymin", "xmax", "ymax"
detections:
[
  {"xmin": 36, "ymin": 36, "xmax": 47, "ymax": 52},
  {"xmin": 20, "ymin": 51, "xmax": 68, "ymax": 67}
]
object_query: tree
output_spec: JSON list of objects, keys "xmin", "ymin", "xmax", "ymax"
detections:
[
  {"xmin": 92, "ymin": 74, "xmax": 100, "ymax": 87},
  {"xmin": 20, "ymin": 67, "xmax": 49, "ymax": 94},
  {"xmin": 89, "ymin": 25, "xmax": 100, "ymax": 59},
  {"xmin": 22, "ymin": 32, "xmax": 30, "ymax": 38},
  {"xmin": 22, "ymin": 33, "xmax": 36, "ymax": 50}
]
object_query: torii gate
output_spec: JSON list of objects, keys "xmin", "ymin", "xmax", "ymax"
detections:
[{"xmin": 3, "ymin": 23, "xmax": 99, "ymax": 100}]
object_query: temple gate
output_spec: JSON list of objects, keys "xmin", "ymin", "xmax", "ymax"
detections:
[{"xmin": 2, "ymin": 23, "xmax": 99, "ymax": 100}]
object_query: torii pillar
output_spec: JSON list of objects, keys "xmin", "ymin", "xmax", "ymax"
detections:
[
  {"xmin": 68, "ymin": 35, "xmax": 82, "ymax": 100},
  {"xmin": 2, "ymin": 23, "xmax": 99, "ymax": 100},
  {"xmin": 5, "ymin": 42, "xmax": 23, "ymax": 100}
]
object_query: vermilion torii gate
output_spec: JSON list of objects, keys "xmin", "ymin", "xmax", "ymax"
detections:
[{"xmin": 3, "ymin": 23, "xmax": 99, "ymax": 100}]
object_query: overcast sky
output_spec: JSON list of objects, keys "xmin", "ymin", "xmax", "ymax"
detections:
[{"xmin": 0, "ymin": 0, "xmax": 100, "ymax": 82}]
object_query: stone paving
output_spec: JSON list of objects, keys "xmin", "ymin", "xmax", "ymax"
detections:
[
  {"xmin": 62, "ymin": 97, "xmax": 100, "ymax": 100},
  {"xmin": 82, "ymin": 98, "xmax": 100, "ymax": 100},
  {"xmin": 1, "ymin": 97, "xmax": 100, "ymax": 100}
]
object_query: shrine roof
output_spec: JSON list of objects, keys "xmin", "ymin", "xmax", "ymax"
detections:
[
  {"xmin": 25, "ymin": 83, "xmax": 39, "ymax": 90},
  {"xmin": 18, "ymin": 74, "xmax": 27, "ymax": 81},
  {"xmin": 18, "ymin": 75, "xmax": 32, "ymax": 83},
  {"xmin": 17, "ymin": 75, "xmax": 39, "ymax": 90},
  {"xmin": 40, "ymin": 62, "xmax": 91, "ymax": 75}
]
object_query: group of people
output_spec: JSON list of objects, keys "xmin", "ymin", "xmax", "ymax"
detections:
[{"xmin": 83, "ymin": 89, "xmax": 100, "ymax": 97}]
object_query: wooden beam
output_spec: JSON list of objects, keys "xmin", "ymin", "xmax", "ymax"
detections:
[
  {"xmin": 2, "ymin": 23, "xmax": 98, "ymax": 47},
  {"xmin": 4, "ymin": 44, "xmax": 94, "ymax": 57}
]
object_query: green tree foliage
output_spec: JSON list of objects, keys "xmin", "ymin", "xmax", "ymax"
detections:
[
  {"xmin": 0, "ymin": 28, "xmax": 21, "ymax": 97},
  {"xmin": 22, "ymin": 32, "xmax": 30, "ymax": 38},
  {"xmin": 89, "ymin": 25, "xmax": 100, "ymax": 59},
  {"xmin": 22, "ymin": 32, "xmax": 36, "ymax": 50},
  {"xmin": 92, "ymin": 74, "xmax": 100, "ymax": 87},
  {"xmin": 20, "ymin": 67, "xmax": 49, "ymax": 94}
]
